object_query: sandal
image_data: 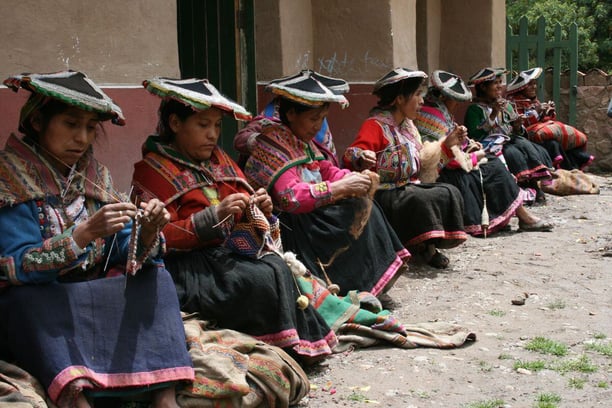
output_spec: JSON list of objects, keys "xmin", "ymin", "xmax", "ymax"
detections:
[
  {"xmin": 518, "ymin": 219, "xmax": 553, "ymax": 232},
  {"xmin": 428, "ymin": 250, "xmax": 449, "ymax": 269}
]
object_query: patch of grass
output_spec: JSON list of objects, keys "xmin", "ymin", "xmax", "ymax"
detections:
[
  {"xmin": 346, "ymin": 391, "xmax": 367, "ymax": 402},
  {"xmin": 525, "ymin": 337, "xmax": 568, "ymax": 356},
  {"xmin": 596, "ymin": 381, "xmax": 608, "ymax": 388},
  {"xmin": 535, "ymin": 393, "xmax": 561, "ymax": 408},
  {"xmin": 479, "ymin": 360, "xmax": 493, "ymax": 372},
  {"xmin": 464, "ymin": 398, "xmax": 505, "ymax": 408},
  {"xmin": 584, "ymin": 342, "xmax": 612, "ymax": 357},
  {"xmin": 593, "ymin": 333, "xmax": 606, "ymax": 340},
  {"xmin": 546, "ymin": 299, "xmax": 566, "ymax": 310},
  {"xmin": 488, "ymin": 309, "xmax": 506, "ymax": 317},
  {"xmin": 412, "ymin": 390, "xmax": 430, "ymax": 399},
  {"xmin": 568, "ymin": 377, "xmax": 586, "ymax": 389},
  {"xmin": 554, "ymin": 355, "xmax": 597, "ymax": 374},
  {"xmin": 498, "ymin": 353, "xmax": 513, "ymax": 360},
  {"xmin": 514, "ymin": 359, "xmax": 546, "ymax": 372}
]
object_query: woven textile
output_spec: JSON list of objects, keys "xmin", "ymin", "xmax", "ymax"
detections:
[
  {"xmin": 244, "ymin": 122, "xmax": 325, "ymax": 191},
  {"xmin": 0, "ymin": 134, "xmax": 116, "ymax": 209},
  {"xmin": 224, "ymin": 198, "xmax": 282, "ymax": 259}
]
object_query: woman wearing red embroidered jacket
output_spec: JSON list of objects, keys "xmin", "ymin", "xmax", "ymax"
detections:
[
  {"xmin": 243, "ymin": 72, "xmax": 409, "ymax": 302},
  {"xmin": 131, "ymin": 78, "xmax": 337, "ymax": 363},
  {"xmin": 344, "ymin": 68, "xmax": 468, "ymax": 269},
  {"xmin": 0, "ymin": 71, "xmax": 194, "ymax": 408},
  {"xmin": 506, "ymin": 67, "xmax": 593, "ymax": 170}
]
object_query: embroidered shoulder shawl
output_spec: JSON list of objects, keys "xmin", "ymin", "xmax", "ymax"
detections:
[
  {"xmin": 0, "ymin": 134, "xmax": 117, "ymax": 209},
  {"xmin": 244, "ymin": 122, "xmax": 325, "ymax": 191},
  {"xmin": 135, "ymin": 135, "xmax": 252, "ymax": 206}
]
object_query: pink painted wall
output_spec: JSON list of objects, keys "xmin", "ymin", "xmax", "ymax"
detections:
[{"xmin": 1, "ymin": 83, "xmax": 470, "ymax": 193}]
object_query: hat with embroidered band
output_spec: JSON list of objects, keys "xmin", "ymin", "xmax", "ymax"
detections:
[
  {"xmin": 467, "ymin": 67, "xmax": 508, "ymax": 86},
  {"xmin": 3, "ymin": 70, "xmax": 126, "ymax": 127},
  {"xmin": 506, "ymin": 67, "xmax": 543, "ymax": 95},
  {"xmin": 143, "ymin": 77, "xmax": 252, "ymax": 121},
  {"xmin": 429, "ymin": 70, "xmax": 472, "ymax": 102},
  {"xmin": 373, "ymin": 68, "xmax": 428, "ymax": 93},
  {"xmin": 265, "ymin": 70, "xmax": 349, "ymax": 108}
]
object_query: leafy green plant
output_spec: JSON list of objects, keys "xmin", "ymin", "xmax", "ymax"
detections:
[
  {"xmin": 596, "ymin": 381, "xmax": 608, "ymax": 388},
  {"xmin": 584, "ymin": 342, "xmax": 612, "ymax": 357},
  {"xmin": 525, "ymin": 337, "xmax": 568, "ymax": 356},
  {"xmin": 479, "ymin": 360, "xmax": 493, "ymax": 372},
  {"xmin": 514, "ymin": 359, "xmax": 546, "ymax": 371},
  {"xmin": 488, "ymin": 309, "xmax": 506, "ymax": 317},
  {"xmin": 568, "ymin": 377, "xmax": 586, "ymax": 389},
  {"xmin": 506, "ymin": 0, "xmax": 611, "ymax": 72},
  {"xmin": 535, "ymin": 392, "xmax": 561, "ymax": 408},
  {"xmin": 554, "ymin": 355, "xmax": 597, "ymax": 374},
  {"xmin": 465, "ymin": 399, "xmax": 505, "ymax": 408},
  {"xmin": 546, "ymin": 299, "xmax": 566, "ymax": 310},
  {"xmin": 346, "ymin": 391, "xmax": 367, "ymax": 402}
]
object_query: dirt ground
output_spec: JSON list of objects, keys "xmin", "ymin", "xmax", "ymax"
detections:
[{"xmin": 299, "ymin": 173, "xmax": 612, "ymax": 408}]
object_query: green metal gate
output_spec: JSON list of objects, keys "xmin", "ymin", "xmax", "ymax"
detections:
[
  {"xmin": 506, "ymin": 16, "xmax": 578, "ymax": 125},
  {"xmin": 177, "ymin": 0, "xmax": 256, "ymax": 156}
]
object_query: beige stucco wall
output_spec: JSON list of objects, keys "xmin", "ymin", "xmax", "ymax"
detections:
[
  {"xmin": 439, "ymin": 0, "xmax": 506, "ymax": 80},
  {"xmin": 255, "ymin": 0, "xmax": 504, "ymax": 83},
  {"xmin": 0, "ymin": 0, "xmax": 179, "ymax": 84},
  {"xmin": 313, "ymin": 0, "xmax": 398, "ymax": 81},
  {"xmin": 280, "ymin": 0, "xmax": 314, "ymax": 75},
  {"xmin": 416, "ymin": 0, "xmax": 441, "ymax": 74},
  {"xmin": 254, "ymin": 0, "xmax": 283, "ymax": 80},
  {"xmin": 390, "ymin": 0, "xmax": 418, "ymax": 70}
]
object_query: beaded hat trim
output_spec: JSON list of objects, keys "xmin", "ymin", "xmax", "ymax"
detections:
[
  {"xmin": 266, "ymin": 70, "xmax": 349, "ymax": 108},
  {"xmin": 3, "ymin": 70, "xmax": 125, "ymax": 126},
  {"xmin": 143, "ymin": 77, "xmax": 252, "ymax": 121}
]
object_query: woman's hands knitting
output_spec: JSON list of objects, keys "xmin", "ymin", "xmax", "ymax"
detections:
[
  {"xmin": 139, "ymin": 199, "xmax": 170, "ymax": 247},
  {"xmin": 253, "ymin": 188, "xmax": 273, "ymax": 217},
  {"xmin": 331, "ymin": 172, "xmax": 373, "ymax": 200}
]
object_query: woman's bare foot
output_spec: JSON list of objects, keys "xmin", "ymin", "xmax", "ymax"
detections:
[
  {"xmin": 515, "ymin": 205, "xmax": 541, "ymax": 224},
  {"xmin": 515, "ymin": 205, "xmax": 553, "ymax": 231},
  {"xmin": 151, "ymin": 386, "xmax": 179, "ymax": 408},
  {"xmin": 75, "ymin": 393, "xmax": 92, "ymax": 408}
]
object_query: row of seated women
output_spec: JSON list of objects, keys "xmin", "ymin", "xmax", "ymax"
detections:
[{"xmin": 0, "ymin": 65, "xmax": 574, "ymax": 407}]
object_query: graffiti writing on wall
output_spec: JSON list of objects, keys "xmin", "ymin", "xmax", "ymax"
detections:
[{"xmin": 295, "ymin": 50, "xmax": 390, "ymax": 76}]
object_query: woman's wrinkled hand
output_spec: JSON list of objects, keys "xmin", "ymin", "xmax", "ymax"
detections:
[
  {"xmin": 511, "ymin": 115, "xmax": 524, "ymax": 132},
  {"xmin": 139, "ymin": 199, "xmax": 170, "ymax": 246},
  {"xmin": 357, "ymin": 149, "xmax": 377, "ymax": 170},
  {"xmin": 491, "ymin": 98, "xmax": 507, "ymax": 116},
  {"xmin": 332, "ymin": 172, "xmax": 372, "ymax": 199},
  {"xmin": 216, "ymin": 193, "xmax": 250, "ymax": 222},
  {"xmin": 253, "ymin": 188, "xmax": 273, "ymax": 217},
  {"xmin": 444, "ymin": 125, "xmax": 467, "ymax": 148},
  {"xmin": 72, "ymin": 202, "xmax": 137, "ymax": 248}
]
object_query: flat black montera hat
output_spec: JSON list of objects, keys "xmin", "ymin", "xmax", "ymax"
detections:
[
  {"xmin": 430, "ymin": 70, "xmax": 472, "ymax": 102},
  {"xmin": 506, "ymin": 67, "xmax": 543, "ymax": 95},
  {"xmin": 265, "ymin": 70, "xmax": 349, "ymax": 108},
  {"xmin": 373, "ymin": 68, "xmax": 428, "ymax": 93},
  {"xmin": 143, "ymin": 77, "xmax": 252, "ymax": 121},
  {"xmin": 467, "ymin": 67, "xmax": 508, "ymax": 86},
  {"xmin": 3, "ymin": 70, "xmax": 126, "ymax": 126}
]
